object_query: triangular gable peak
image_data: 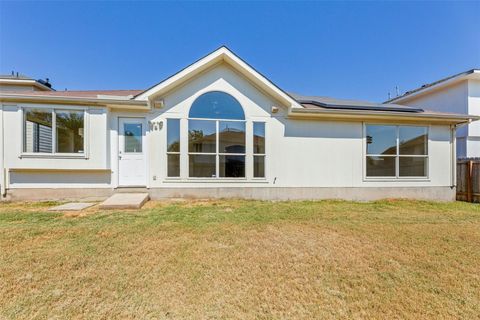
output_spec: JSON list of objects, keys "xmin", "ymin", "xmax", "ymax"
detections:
[{"xmin": 134, "ymin": 46, "xmax": 303, "ymax": 110}]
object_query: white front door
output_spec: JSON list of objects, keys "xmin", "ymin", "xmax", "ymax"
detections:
[{"xmin": 118, "ymin": 118, "xmax": 146, "ymax": 186}]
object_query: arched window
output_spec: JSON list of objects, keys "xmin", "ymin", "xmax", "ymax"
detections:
[
  {"xmin": 189, "ymin": 91, "xmax": 245, "ymax": 120},
  {"xmin": 165, "ymin": 91, "xmax": 266, "ymax": 179},
  {"xmin": 188, "ymin": 92, "xmax": 245, "ymax": 178}
]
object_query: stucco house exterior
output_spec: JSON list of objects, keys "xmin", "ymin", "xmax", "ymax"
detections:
[
  {"xmin": 0, "ymin": 47, "xmax": 478, "ymax": 201},
  {"xmin": 387, "ymin": 69, "xmax": 480, "ymax": 158}
]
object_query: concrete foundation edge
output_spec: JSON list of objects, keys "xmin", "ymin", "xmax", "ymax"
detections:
[{"xmin": 3, "ymin": 186, "xmax": 456, "ymax": 202}]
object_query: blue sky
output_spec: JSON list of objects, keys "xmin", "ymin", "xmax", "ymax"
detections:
[{"xmin": 0, "ymin": 1, "xmax": 478, "ymax": 102}]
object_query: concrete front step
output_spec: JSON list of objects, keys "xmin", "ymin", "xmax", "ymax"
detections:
[{"xmin": 99, "ymin": 193, "xmax": 149, "ymax": 210}]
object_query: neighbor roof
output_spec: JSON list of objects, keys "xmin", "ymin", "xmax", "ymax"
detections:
[
  {"xmin": 0, "ymin": 73, "xmax": 35, "ymax": 80},
  {"xmin": 0, "ymin": 74, "xmax": 54, "ymax": 91},
  {"xmin": 386, "ymin": 69, "xmax": 480, "ymax": 103}
]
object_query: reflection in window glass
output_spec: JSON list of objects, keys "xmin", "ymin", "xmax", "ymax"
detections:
[
  {"xmin": 188, "ymin": 92, "xmax": 247, "ymax": 178},
  {"xmin": 167, "ymin": 154, "xmax": 180, "ymax": 177},
  {"xmin": 219, "ymin": 121, "xmax": 245, "ymax": 153},
  {"xmin": 254, "ymin": 155, "xmax": 265, "ymax": 178},
  {"xmin": 189, "ymin": 91, "xmax": 245, "ymax": 120},
  {"xmin": 253, "ymin": 122, "xmax": 265, "ymax": 154},
  {"xmin": 366, "ymin": 125, "xmax": 396, "ymax": 155},
  {"xmin": 189, "ymin": 155, "xmax": 216, "ymax": 177},
  {"xmin": 366, "ymin": 156, "xmax": 396, "ymax": 177},
  {"xmin": 399, "ymin": 157, "xmax": 427, "ymax": 177},
  {"xmin": 188, "ymin": 120, "xmax": 216, "ymax": 153},
  {"xmin": 56, "ymin": 110, "xmax": 84, "ymax": 153},
  {"xmin": 167, "ymin": 119, "xmax": 180, "ymax": 152},
  {"xmin": 124, "ymin": 123, "xmax": 142, "ymax": 153},
  {"xmin": 399, "ymin": 126, "xmax": 427, "ymax": 155},
  {"xmin": 219, "ymin": 155, "xmax": 245, "ymax": 177},
  {"xmin": 24, "ymin": 109, "xmax": 53, "ymax": 153}
]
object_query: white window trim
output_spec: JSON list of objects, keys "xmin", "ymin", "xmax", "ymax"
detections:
[
  {"xmin": 166, "ymin": 118, "xmax": 181, "ymax": 178},
  {"xmin": 20, "ymin": 106, "xmax": 89, "ymax": 159},
  {"xmin": 363, "ymin": 123, "xmax": 430, "ymax": 181},
  {"xmin": 252, "ymin": 121, "xmax": 267, "ymax": 180}
]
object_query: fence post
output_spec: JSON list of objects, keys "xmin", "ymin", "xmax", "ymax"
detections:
[{"xmin": 467, "ymin": 160, "xmax": 473, "ymax": 203}]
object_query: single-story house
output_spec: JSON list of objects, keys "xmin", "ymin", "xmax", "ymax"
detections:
[
  {"xmin": 386, "ymin": 69, "xmax": 480, "ymax": 158},
  {"xmin": 0, "ymin": 47, "xmax": 478, "ymax": 201}
]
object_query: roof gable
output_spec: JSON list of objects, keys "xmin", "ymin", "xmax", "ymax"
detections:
[{"xmin": 134, "ymin": 46, "xmax": 303, "ymax": 109}]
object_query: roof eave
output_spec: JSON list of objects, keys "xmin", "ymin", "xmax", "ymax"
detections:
[
  {"xmin": 288, "ymin": 108, "xmax": 479, "ymax": 125},
  {"xmin": 0, "ymin": 93, "xmax": 149, "ymax": 109}
]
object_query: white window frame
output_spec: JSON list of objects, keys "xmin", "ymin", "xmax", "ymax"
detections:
[
  {"xmin": 166, "ymin": 118, "xmax": 181, "ymax": 178},
  {"xmin": 187, "ymin": 117, "xmax": 247, "ymax": 179},
  {"xmin": 363, "ymin": 123, "xmax": 430, "ymax": 181},
  {"xmin": 20, "ymin": 105, "xmax": 88, "ymax": 159},
  {"xmin": 252, "ymin": 121, "xmax": 266, "ymax": 179}
]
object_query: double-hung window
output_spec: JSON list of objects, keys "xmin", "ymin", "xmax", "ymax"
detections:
[
  {"xmin": 23, "ymin": 108, "xmax": 85, "ymax": 155},
  {"xmin": 366, "ymin": 124, "xmax": 428, "ymax": 178}
]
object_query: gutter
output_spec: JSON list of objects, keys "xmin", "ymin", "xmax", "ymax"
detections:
[{"xmin": 0, "ymin": 93, "xmax": 149, "ymax": 109}]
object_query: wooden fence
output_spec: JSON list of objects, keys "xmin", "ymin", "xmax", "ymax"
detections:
[{"xmin": 457, "ymin": 159, "xmax": 480, "ymax": 203}]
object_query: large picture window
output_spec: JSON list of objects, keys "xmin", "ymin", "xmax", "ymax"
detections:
[
  {"xmin": 366, "ymin": 124, "xmax": 428, "ymax": 178},
  {"xmin": 188, "ymin": 91, "xmax": 246, "ymax": 178},
  {"xmin": 24, "ymin": 108, "xmax": 85, "ymax": 154}
]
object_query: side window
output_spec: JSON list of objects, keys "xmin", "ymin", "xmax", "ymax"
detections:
[
  {"xmin": 253, "ymin": 122, "xmax": 265, "ymax": 178},
  {"xmin": 166, "ymin": 119, "xmax": 181, "ymax": 177},
  {"xmin": 366, "ymin": 124, "xmax": 428, "ymax": 178}
]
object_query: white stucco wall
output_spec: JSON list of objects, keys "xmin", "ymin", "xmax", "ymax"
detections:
[
  {"xmin": 2, "ymin": 103, "xmax": 111, "ymax": 188},
  {"xmin": 124, "ymin": 63, "xmax": 454, "ymax": 190}
]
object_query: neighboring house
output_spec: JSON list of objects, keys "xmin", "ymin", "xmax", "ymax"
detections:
[
  {"xmin": 0, "ymin": 47, "xmax": 478, "ymax": 201},
  {"xmin": 386, "ymin": 69, "xmax": 480, "ymax": 158}
]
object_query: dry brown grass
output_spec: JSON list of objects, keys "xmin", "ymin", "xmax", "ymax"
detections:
[{"xmin": 1, "ymin": 199, "xmax": 479, "ymax": 319}]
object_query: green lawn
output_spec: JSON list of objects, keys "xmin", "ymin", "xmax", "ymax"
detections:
[{"xmin": 1, "ymin": 199, "xmax": 479, "ymax": 319}]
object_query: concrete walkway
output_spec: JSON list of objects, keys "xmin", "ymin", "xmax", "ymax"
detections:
[
  {"xmin": 48, "ymin": 202, "xmax": 96, "ymax": 211},
  {"xmin": 99, "ymin": 193, "xmax": 149, "ymax": 209}
]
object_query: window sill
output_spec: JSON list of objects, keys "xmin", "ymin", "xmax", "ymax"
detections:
[
  {"xmin": 162, "ymin": 178, "xmax": 269, "ymax": 184},
  {"xmin": 20, "ymin": 153, "xmax": 88, "ymax": 160},
  {"xmin": 363, "ymin": 177, "xmax": 430, "ymax": 182}
]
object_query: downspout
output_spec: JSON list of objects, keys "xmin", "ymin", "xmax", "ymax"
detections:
[
  {"xmin": 452, "ymin": 120, "xmax": 473, "ymax": 188},
  {"xmin": 450, "ymin": 124, "xmax": 457, "ymax": 189},
  {"xmin": 0, "ymin": 104, "xmax": 5, "ymax": 198}
]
